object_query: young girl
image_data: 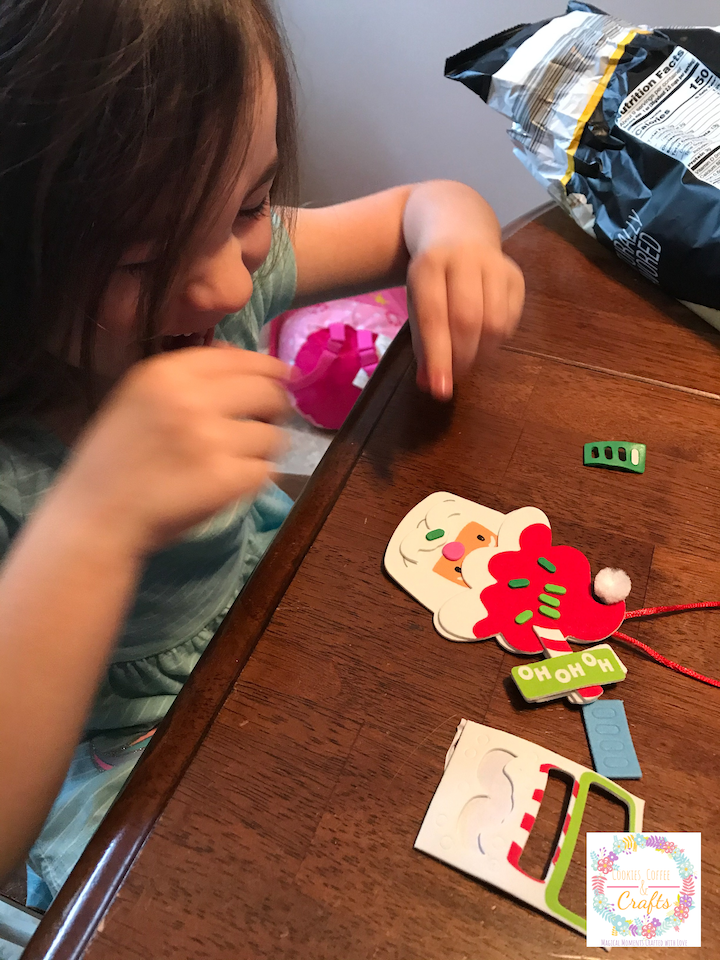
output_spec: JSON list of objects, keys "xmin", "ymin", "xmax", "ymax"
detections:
[{"xmin": 0, "ymin": 0, "xmax": 524, "ymax": 908}]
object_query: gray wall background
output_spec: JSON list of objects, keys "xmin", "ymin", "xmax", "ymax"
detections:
[{"xmin": 276, "ymin": 1, "xmax": 720, "ymax": 225}]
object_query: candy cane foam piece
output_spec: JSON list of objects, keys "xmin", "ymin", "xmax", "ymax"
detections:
[{"xmin": 533, "ymin": 626, "xmax": 602, "ymax": 704}]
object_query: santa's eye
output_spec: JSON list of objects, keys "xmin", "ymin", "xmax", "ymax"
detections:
[{"xmin": 477, "ymin": 534, "xmax": 485, "ymax": 541}]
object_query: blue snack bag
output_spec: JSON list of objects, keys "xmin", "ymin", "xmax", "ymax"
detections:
[{"xmin": 446, "ymin": 1, "xmax": 720, "ymax": 331}]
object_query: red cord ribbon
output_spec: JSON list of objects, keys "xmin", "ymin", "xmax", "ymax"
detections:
[
  {"xmin": 623, "ymin": 601, "xmax": 720, "ymax": 620},
  {"xmin": 613, "ymin": 602, "xmax": 720, "ymax": 688}
]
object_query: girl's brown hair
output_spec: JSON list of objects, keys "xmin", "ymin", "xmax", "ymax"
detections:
[{"xmin": 0, "ymin": 0, "xmax": 298, "ymax": 424}]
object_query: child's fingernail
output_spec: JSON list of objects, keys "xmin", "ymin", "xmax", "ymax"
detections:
[{"xmin": 434, "ymin": 373, "xmax": 453, "ymax": 401}]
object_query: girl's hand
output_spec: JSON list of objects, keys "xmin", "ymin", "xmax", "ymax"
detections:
[
  {"xmin": 53, "ymin": 347, "xmax": 291, "ymax": 555},
  {"xmin": 403, "ymin": 181, "xmax": 525, "ymax": 400}
]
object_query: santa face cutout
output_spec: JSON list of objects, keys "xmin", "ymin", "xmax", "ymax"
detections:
[
  {"xmin": 432, "ymin": 521, "xmax": 498, "ymax": 586},
  {"xmin": 383, "ymin": 492, "xmax": 503, "ymax": 613}
]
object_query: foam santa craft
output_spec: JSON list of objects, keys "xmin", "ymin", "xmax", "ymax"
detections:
[{"xmin": 433, "ymin": 506, "xmax": 627, "ymax": 702}]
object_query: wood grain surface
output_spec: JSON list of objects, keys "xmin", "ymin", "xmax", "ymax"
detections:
[
  {"xmin": 504, "ymin": 209, "xmax": 720, "ymax": 396},
  {"xmin": 26, "ymin": 207, "xmax": 720, "ymax": 959}
]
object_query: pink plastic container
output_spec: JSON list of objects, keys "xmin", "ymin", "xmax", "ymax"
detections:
[{"xmin": 269, "ymin": 288, "xmax": 407, "ymax": 430}]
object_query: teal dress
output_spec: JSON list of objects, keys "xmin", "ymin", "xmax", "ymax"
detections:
[{"xmin": 0, "ymin": 218, "xmax": 297, "ymax": 909}]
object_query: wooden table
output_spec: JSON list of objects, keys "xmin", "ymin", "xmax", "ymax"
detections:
[{"xmin": 26, "ymin": 207, "xmax": 720, "ymax": 959}]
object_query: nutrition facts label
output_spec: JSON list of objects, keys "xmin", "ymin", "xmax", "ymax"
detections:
[{"xmin": 617, "ymin": 47, "xmax": 720, "ymax": 188}]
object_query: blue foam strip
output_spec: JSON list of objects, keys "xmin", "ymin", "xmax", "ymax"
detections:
[{"xmin": 581, "ymin": 699, "xmax": 642, "ymax": 780}]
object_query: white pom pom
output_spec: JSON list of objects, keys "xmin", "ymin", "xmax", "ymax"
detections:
[{"xmin": 594, "ymin": 568, "xmax": 632, "ymax": 604}]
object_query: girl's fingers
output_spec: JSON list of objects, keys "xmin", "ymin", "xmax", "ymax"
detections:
[
  {"xmin": 225, "ymin": 420, "xmax": 289, "ymax": 462},
  {"xmin": 211, "ymin": 373, "xmax": 292, "ymax": 422},
  {"xmin": 212, "ymin": 350, "xmax": 291, "ymax": 383},
  {"xmin": 475, "ymin": 268, "xmax": 509, "ymax": 356},
  {"xmin": 407, "ymin": 256, "xmax": 454, "ymax": 400},
  {"xmin": 174, "ymin": 343, "xmax": 291, "ymax": 382},
  {"xmin": 506, "ymin": 258, "xmax": 526, "ymax": 332},
  {"xmin": 226, "ymin": 457, "xmax": 275, "ymax": 501},
  {"xmin": 409, "ymin": 249, "xmax": 525, "ymax": 396},
  {"xmin": 446, "ymin": 259, "xmax": 484, "ymax": 377},
  {"xmin": 408, "ymin": 298, "xmax": 429, "ymax": 389}
]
